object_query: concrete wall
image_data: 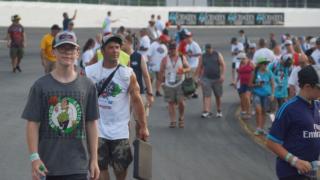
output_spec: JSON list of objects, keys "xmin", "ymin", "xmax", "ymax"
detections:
[
  {"xmin": 0, "ymin": 1, "xmax": 319, "ymax": 28},
  {"xmin": 166, "ymin": 0, "xmax": 207, "ymax": 6}
]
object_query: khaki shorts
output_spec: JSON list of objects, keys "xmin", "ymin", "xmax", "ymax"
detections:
[
  {"xmin": 10, "ymin": 47, "xmax": 24, "ymax": 59},
  {"xmin": 163, "ymin": 84, "xmax": 184, "ymax": 103},
  {"xmin": 98, "ymin": 138, "xmax": 133, "ymax": 172},
  {"xmin": 201, "ymin": 77, "xmax": 223, "ymax": 97}
]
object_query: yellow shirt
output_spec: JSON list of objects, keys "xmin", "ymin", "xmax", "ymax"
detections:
[
  {"xmin": 119, "ymin": 50, "xmax": 130, "ymax": 66},
  {"xmin": 40, "ymin": 33, "xmax": 56, "ymax": 62},
  {"xmin": 96, "ymin": 50, "xmax": 130, "ymax": 66}
]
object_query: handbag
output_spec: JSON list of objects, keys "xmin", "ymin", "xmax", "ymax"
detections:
[
  {"xmin": 133, "ymin": 139, "xmax": 152, "ymax": 180},
  {"xmin": 97, "ymin": 65, "xmax": 120, "ymax": 97},
  {"xmin": 178, "ymin": 55, "xmax": 197, "ymax": 96},
  {"xmin": 182, "ymin": 76, "xmax": 197, "ymax": 96}
]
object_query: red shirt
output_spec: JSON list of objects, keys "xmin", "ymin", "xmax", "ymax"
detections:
[
  {"xmin": 8, "ymin": 23, "xmax": 24, "ymax": 48},
  {"xmin": 237, "ymin": 63, "xmax": 254, "ymax": 85},
  {"xmin": 178, "ymin": 40, "xmax": 188, "ymax": 55}
]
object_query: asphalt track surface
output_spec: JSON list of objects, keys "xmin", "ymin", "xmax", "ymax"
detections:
[{"xmin": 0, "ymin": 27, "xmax": 319, "ymax": 180}]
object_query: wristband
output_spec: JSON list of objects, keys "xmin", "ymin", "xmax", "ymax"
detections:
[
  {"xmin": 29, "ymin": 152, "xmax": 40, "ymax": 162},
  {"xmin": 285, "ymin": 153, "xmax": 293, "ymax": 162},
  {"xmin": 290, "ymin": 156, "xmax": 298, "ymax": 167}
]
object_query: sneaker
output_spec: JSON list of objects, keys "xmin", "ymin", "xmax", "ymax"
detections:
[
  {"xmin": 16, "ymin": 66, "xmax": 22, "ymax": 72},
  {"xmin": 201, "ymin": 112, "xmax": 212, "ymax": 118},
  {"xmin": 156, "ymin": 91, "xmax": 162, "ymax": 97},
  {"xmin": 191, "ymin": 93, "xmax": 198, "ymax": 99},
  {"xmin": 216, "ymin": 112, "xmax": 223, "ymax": 118},
  {"xmin": 254, "ymin": 128, "xmax": 266, "ymax": 136}
]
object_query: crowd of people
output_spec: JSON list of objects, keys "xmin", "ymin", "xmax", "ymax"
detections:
[{"xmin": 4, "ymin": 10, "xmax": 320, "ymax": 180}]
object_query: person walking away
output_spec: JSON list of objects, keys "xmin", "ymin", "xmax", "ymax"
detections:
[
  {"xmin": 85, "ymin": 34, "xmax": 149, "ymax": 180},
  {"xmin": 7, "ymin": 14, "xmax": 25, "ymax": 73},
  {"xmin": 237, "ymin": 52, "xmax": 254, "ymax": 119},
  {"xmin": 40, "ymin": 24, "xmax": 60, "ymax": 73},
  {"xmin": 267, "ymin": 65, "xmax": 320, "ymax": 180},
  {"xmin": 22, "ymin": 31, "xmax": 100, "ymax": 180},
  {"xmin": 250, "ymin": 57, "xmax": 275, "ymax": 135},
  {"xmin": 159, "ymin": 41, "xmax": 190, "ymax": 128},
  {"xmin": 196, "ymin": 44, "xmax": 226, "ymax": 118}
]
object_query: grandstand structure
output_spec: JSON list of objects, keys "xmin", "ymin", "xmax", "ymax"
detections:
[{"xmin": 2, "ymin": 0, "xmax": 320, "ymax": 7}]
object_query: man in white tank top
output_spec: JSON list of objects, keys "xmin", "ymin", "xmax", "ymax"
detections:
[
  {"xmin": 86, "ymin": 34, "xmax": 149, "ymax": 180},
  {"xmin": 159, "ymin": 41, "xmax": 190, "ymax": 128}
]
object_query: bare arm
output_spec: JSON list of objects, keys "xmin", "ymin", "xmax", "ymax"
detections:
[
  {"xmin": 71, "ymin": 9, "xmax": 77, "ymax": 20},
  {"xmin": 40, "ymin": 50, "xmax": 46, "ymax": 67},
  {"xmin": 266, "ymin": 139, "xmax": 311, "ymax": 174},
  {"xmin": 6, "ymin": 33, "xmax": 11, "ymax": 48},
  {"xmin": 159, "ymin": 57, "xmax": 166, "ymax": 83},
  {"xmin": 129, "ymin": 74, "xmax": 149, "ymax": 141},
  {"xmin": 86, "ymin": 120, "xmax": 100, "ymax": 180},
  {"xmin": 141, "ymin": 56, "xmax": 154, "ymax": 106},
  {"xmin": 181, "ymin": 56, "xmax": 191, "ymax": 73},
  {"xmin": 195, "ymin": 55, "xmax": 203, "ymax": 80},
  {"xmin": 26, "ymin": 121, "xmax": 48, "ymax": 179},
  {"xmin": 218, "ymin": 53, "xmax": 226, "ymax": 82}
]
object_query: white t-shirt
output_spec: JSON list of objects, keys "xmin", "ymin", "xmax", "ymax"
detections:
[
  {"xmin": 81, "ymin": 49, "xmax": 94, "ymax": 67},
  {"xmin": 231, "ymin": 43, "xmax": 244, "ymax": 63},
  {"xmin": 311, "ymin": 49, "xmax": 320, "ymax": 65},
  {"xmin": 186, "ymin": 41, "xmax": 202, "ymax": 69},
  {"xmin": 85, "ymin": 61, "xmax": 133, "ymax": 140},
  {"xmin": 103, "ymin": 16, "xmax": 112, "ymax": 34},
  {"xmin": 138, "ymin": 35, "xmax": 151, "ymax": 57},
  {"xmin": 253, "ymin": 48, "xmax": 275, "ymax": 64},
  {"xmin": 155, "ymin": 20, "xmax": 165, "ymax": 33},
  {"xmin": 288, "ymin": 66, "xmax": 301, "ymax": 95},
  {"xmin": 273, "ymin": 54, "xmax": 281, "ymax": 64},
  {"xmin": 148, "ymin": 41, "xmax": 168, "ymax": 72}
]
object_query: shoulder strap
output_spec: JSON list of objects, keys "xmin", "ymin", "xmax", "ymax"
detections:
[{"xmin": 98, "ymin": 65, "xmax": 121, "ymax": 97}]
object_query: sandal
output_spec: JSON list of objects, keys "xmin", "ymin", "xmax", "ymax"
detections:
[
  {"xmin": 169, "ymin": 121, "xmax": 176, "ymax": 128},
  {"xmin": 178, "ymin": 117, "xmax": 184, "ymax": 128}
]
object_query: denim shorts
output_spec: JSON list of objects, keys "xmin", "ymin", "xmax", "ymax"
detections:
[{"xmin": 253, "ymin": 95, "xmax": 271, "ymax": 111}]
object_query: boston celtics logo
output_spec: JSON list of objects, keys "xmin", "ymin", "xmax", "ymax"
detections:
[{"xmin": 48, "ymin": 96, "xmax": 81, "ymax": 134}]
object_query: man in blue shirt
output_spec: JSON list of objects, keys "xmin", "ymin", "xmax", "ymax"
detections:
[{"xmin": 267, "ymin": 65, "xmax": 320, "ymax": 180}]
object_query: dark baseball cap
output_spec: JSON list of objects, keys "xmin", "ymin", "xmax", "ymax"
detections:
[
  {"xmin": 102, "ymin": 34, "xmax": 123, "ymax": 47},
  {"xmin": 205, "ymin": 44, "xmax": 212, "ymax": 49},
  {"xmin": 298, "ymin": 65, "xmax": 320, "ymax": 88},
  {"xmin": 51, "ymin": 24, "xmax": 61, "ymax": 30}
]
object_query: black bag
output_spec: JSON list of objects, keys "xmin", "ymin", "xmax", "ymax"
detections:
[
  {"xmin": 182, "ymin": 77, "xmax": 197, "ymax": 96},
  {"xmin": 178, "ymin": 55, "xmax": 197, "ymax": 96},
  {"xmin": 133, "ymin": 139, "xmax": 152, "ymax": 180},
  {"xmin": 97, "ymin": 65, "xmax": 120, "ymax": 97}
]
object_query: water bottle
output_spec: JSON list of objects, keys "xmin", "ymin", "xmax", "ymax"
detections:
[{"xmin": 299, "ymin": 161, "xmax": 319, "ymax": 180}]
